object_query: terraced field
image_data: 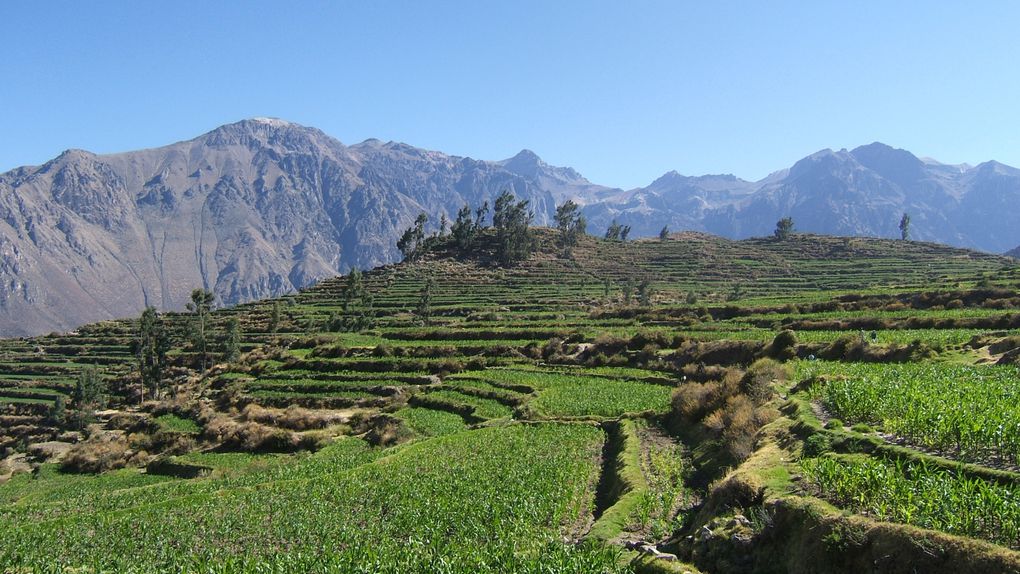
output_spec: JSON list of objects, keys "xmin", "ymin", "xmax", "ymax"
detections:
[{"xmin": 2, "ymin": 230, "xmax": 1020, "ymax": 573}]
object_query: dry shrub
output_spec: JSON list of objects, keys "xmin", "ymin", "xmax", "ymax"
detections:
[
  {"xmin": 310, "ymin": 344, "xmax": 350, "ymax": 359},
  {"xmin": 364, "ymin": 415, "xmax": 412, "ymax": 447},
  {"xmin": 106, "ymin": 412, "xmax": 148, "ymax": 432},
  {"xmin": 742, "ymin": 358, "xmax": 788, "ymax": 405},
  {"xmin": 203, "ymin": 416, "xmax": 308, "ymax": 452},
  {"xmin": 672, "ymin": 380, "xmax": 722, "ymax": 422},
  {"xmin": 671, "ymin": 365, "xmax": 778, "ymax": 463},
  {"xmin": 241, "ymin": 404, "xmax": 345, "ymax": 431},
  {"xmin": 61, "ymin": 435, "xmax": 143, "ymax": 473}
]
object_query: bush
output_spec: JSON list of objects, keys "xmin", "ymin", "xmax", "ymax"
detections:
[
  {"xmin": 767, "ymin": 329, "xmax": 798, "ymax": 360},
  {"xmin": 742, "ymin": 358, "xmax": 788, "ymax": 405},
  {"xmin": 803, "ymin": 433, "xmax": 831, "ymax": 457},
  {"xmin": 825, "ymin": 418, "xmax": 844, "ymax": 430},
  {"xmin": 203, "ymin": 416, "xmax": 308, "ymax": 452},
  {"xmin": 241, "ymin": 404, "xmax": 347, "ymax": 431},
  {"xmin": 61, "ymin": 435, "xmax": 140, "ymax": 473}
]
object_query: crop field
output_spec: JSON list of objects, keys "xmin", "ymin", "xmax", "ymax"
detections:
[
  {"xmin": 1, "ymin": 231, "xmax": 1020, "ymax": 572},
  {"xmin": 0, "ymin": 424, "xmax": 623, "ymax": 572},
  {"xmin": 803, "ymin": 454, "xmax": 1020, "ymax": 548},
  {"xmin": 804, "ymin": 361, "xmax": 1020, "ymax": 464}
]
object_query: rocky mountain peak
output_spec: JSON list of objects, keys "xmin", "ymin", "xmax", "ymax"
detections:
[{"xmin": 199, "ymin": 118, "xmax": 336, "ymax": 153}]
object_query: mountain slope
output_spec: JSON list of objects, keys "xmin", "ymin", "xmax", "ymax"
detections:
[
  {"xmin": 0, "ymin": 119, "xmax": 596, "ymax": 336},
  {"xmin": 3, "ymin": 122, "xmax": 1020, "ymax": 337},
  {"xmin": 587, "ymin": 143, "xmax": 1020, "ymax": 253}
]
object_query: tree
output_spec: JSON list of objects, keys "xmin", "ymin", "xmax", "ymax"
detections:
[
  {"xmin": 439, "ymin": 213, "xmax": 449, "ymax": 237},
  {"xmin": 899, "ymin": 212, "xmax": 911, "ymax": 241},
  {"xmin": 474, "ymin": 201, "xmax": 490, "ymax": 229},
  {"xmin": 397, "ymin": 213, "xmax": 428, "ymax": 260},
  {"xmin": 187, "ymin": 288, "xmax": 216, "ymax": 371},
  {"xmin": 71, "ymin": 366, "xmax": 106, "ymax": 429},
  {"xmin": 416, "ymin": 278, "xmax": 434, "ymax": 326},
  {"xmin": 269, "ymin": 301, "xmax": 282, "ymax": 333},
  {"xmin": 450, "ymin": 205, "xmax": 477, "ymax": 253},
  {"xmin": 492, "ymin": 190, "xmax": 535, "ymax": 265},
  {"xmin": 554, "ymin": 200, "xmax": 586, "ymax": 256},
  {"xmin": 638, "ymin": 279, "xmax": 653, "ymax": 306},
  {"xmin": 659, "ymin": 226, "xmax": 670, "ymax": 240},
  {"xmin": 342, "ymin": 268, "xmax": 365, "ymax": 311},
  {"xmin": 620, "ymin": 225, "xmax": 631, "ymax": 242},
  {"xmin": 223, "ymin": 318, "xmax": 242, "ymax": 363},
  {"xmin": 605, "ymin": 220, "xmax": 622, "ymax": 241},
  {"xmin": 137, "ymin": 306, "xmax": 170, "ymax": 402},
  {"xmin": 774, "ymin": 217, "xmax": 794, "ymax": 241},
  {"xmin": 622, "ymin": 280, "xmax": 635, "ymax": 304}
]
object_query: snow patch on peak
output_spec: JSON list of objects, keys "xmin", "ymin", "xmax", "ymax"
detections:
[{"xmin": 251, "ymin": 117, "xmax": 292, "ymax": 127}]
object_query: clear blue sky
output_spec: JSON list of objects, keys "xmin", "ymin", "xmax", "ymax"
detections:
[{"xmin": 2, "ymin": 1, "xmax": 1018, "ymax": 188}]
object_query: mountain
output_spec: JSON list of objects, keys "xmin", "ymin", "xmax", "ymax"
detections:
[
  {"xmin": 0, "ymin": 119, "xmax": 597, "ymax": 336},
  {"xmin": 589, "ymin": 142, "xmax": 1020, "ymax": 252},
  {"xmin": 1008, "ymin": 245, "xmax": 1020, "ymax": 259},
  {"xmin": 3, "ymin": 121, "xmax": 1020, "ymax": 337}
]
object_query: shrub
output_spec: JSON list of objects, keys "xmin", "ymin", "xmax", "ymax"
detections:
[
  {"xmin": 767, "ymin": 329, "xmax": 798, "ymax": 360},
  {"xmin": 825, "ymin": 418, "xmax": 844, "ymax": 430},
  {"xmin": 742, "ymin": 358, "xmax": 788, "ymax": 405},
  {"xmin": 61, "ymin": 435, "xmax": 139, "ymax": 473},
  {"xmin": 803, "ymin": 433, "xmax": 831, "ymax": 457}
]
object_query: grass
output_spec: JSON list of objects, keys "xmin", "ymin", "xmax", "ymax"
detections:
[
  {"xmin": 1, "ymin": 231, "xmax": 1018, "ymax": 571},
  {"xmin": 804, "ymin": 453, "xmax": 1020, "ymax": 549},
  {"xmin": 393, "ymin": 407, "xmax": 469, "ymax": 437},
  {"xmin": 154, "ymin": 414, "xmax": 201, "ymax": 434},
  {"xmin": 0, "ymin": 424, "xmax": 620, "ymax": 572}
]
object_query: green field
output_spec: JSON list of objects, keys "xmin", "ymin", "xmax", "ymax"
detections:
[{"xmin": 2, "ymin": 230, "xmax": 1020, "ymax": 573}]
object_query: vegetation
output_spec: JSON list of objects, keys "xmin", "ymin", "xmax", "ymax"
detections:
[
  {"xmin": 1, "ymin": 228, "xmax": 1019, "ymax": 573},
  {"xmin": 492, "ymin": 190, "xmax": 536, "ymax": 265},
  {"xmin": 555, "ymin": 199, "xmax": 587, "ymax": 256},
  {"xmin": 397, "ymin": 212, "xmax": 429, "ymax": 261},
  {"xmin": 774, "ymin": 216, "xmax": 794, "ymax": 240},
  {"xmin": 186, "ymin": 288, "xmax": 215, "ymax": 370}
]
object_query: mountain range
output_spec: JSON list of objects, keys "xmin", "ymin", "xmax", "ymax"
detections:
[{"xmin": 2, "ymin": 118, "xmax": 1019, "ymax": 336}]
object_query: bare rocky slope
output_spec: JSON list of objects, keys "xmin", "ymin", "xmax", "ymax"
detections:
[
  {"xmin": 3, "ymin": 118, "xmax": 1020, "ymax": 336},
  {"xmin": 0, "ymin": 119, "xmax": 604, "ymax": 336}
]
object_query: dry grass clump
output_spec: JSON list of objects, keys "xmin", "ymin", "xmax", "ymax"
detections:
[
  {"xmin": 61, "ymin": 435, "xmax": 147, "ymax": 473},
  {"xmin": 672, "ymin": 360, "xmax": 784, "ymax": 462},
  {"xmin": 240, "ymin": 404, "xmax": 346, "ymax": 431},
  {"xmin": 203, "ymin": 415, "xmax": 316, "ymax": 452},
  {"xmin": 361, "ymin": 414, "xmax": 412, "ymax": 447}
]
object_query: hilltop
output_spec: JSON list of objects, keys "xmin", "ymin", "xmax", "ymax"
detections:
[{"xmin": 2, "ymin": 232, "xmax": 1020, "ymax": 571}]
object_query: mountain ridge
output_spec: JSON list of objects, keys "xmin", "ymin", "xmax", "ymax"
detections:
[{"xmin": 3, "ymin": 118, "xmax": 1020, "ymax": 336}]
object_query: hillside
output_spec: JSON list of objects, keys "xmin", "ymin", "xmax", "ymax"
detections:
[
  {"xmin": 0, "ymin": 119, "xmax": 601, "ymax": 337},
  {"xmin": 2, "ymin": 232, "xmax": 1020, "ymax": 572},
  {"xmin": 4, "ymin": 120, "xmax": 1020, "ymax": 337}
]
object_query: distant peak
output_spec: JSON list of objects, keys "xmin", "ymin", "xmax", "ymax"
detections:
[
  {"xmin": 250, "ymin": 117, "xmax": 294, "ymax": 127},
  {"xmin": 502, "ymin": 149, "xmax": 545, "ymax": 169},
  {"xmin": 500, "ymin": 149, "xmax": 546, "ymax": 176},
  {"xmin": 852, "ymin": 141, "xmax": 896, "ymax": 153},
  {"xmin": 511, "ymin": 149, "xmax": 541, "ymax": 161}
]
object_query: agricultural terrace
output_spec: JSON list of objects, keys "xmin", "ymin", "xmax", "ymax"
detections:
[{"xmin": 1, "ymin": 229, "xmax": 1020, "ymax": 573}]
